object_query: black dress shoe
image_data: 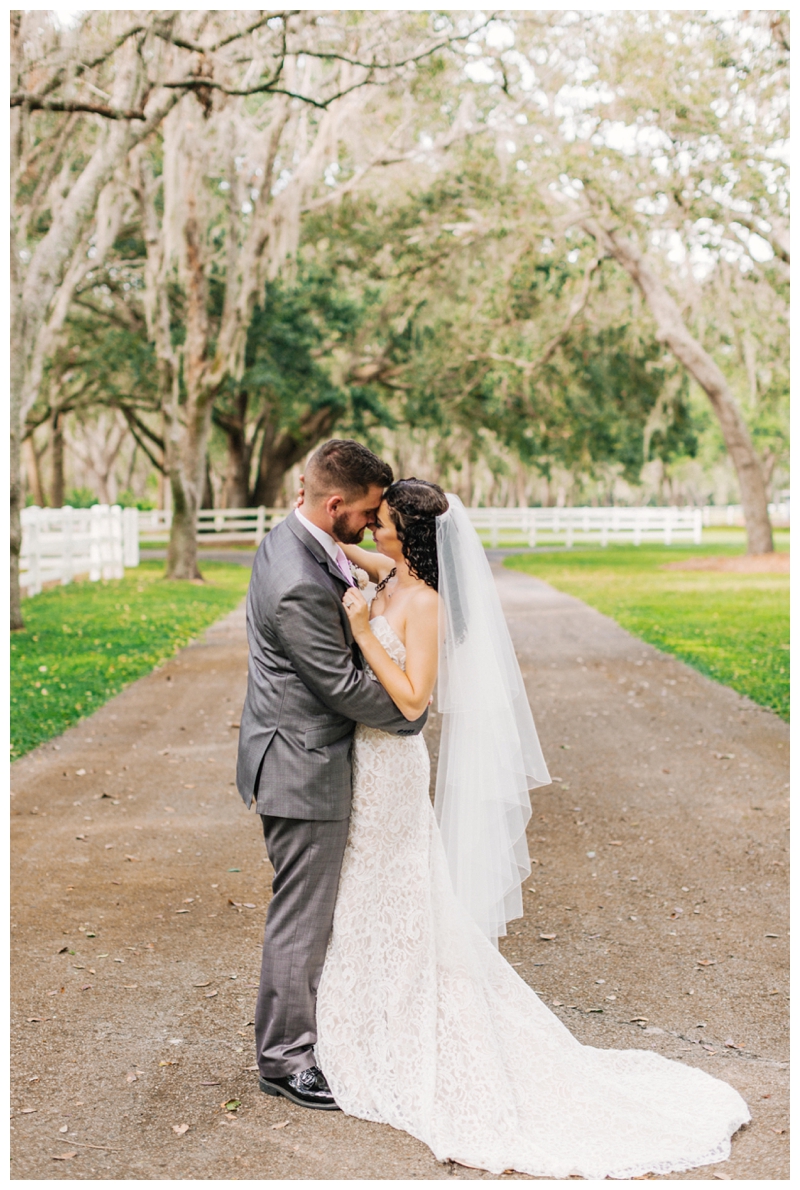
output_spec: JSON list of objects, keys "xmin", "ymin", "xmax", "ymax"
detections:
[{"xmin": 259, "ymin": 1065, "xmax": 340, "ymax": 1111}]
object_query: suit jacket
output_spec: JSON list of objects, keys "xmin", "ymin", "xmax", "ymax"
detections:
[{"xmin": 236, "ymin": 511, "xmax": 427, "ymax": 819}]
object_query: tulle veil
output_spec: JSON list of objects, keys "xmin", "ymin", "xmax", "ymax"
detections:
[{"xmin": 435, "ymin": 494, "xmax": 550, "ymax": 943}]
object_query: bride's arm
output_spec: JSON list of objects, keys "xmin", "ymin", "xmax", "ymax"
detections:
[
  {"xmin": 343, "ymin": 586, "xmax": 439, "ymax": 719},
  {"xmin": 339, "ymin": 542, "xmax": 395, "ymax": 583}
]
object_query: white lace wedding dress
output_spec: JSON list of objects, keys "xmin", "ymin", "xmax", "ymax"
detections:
[{"xmin": 315, "ymin": 616, "xmax": 750, "ymax": 1179}]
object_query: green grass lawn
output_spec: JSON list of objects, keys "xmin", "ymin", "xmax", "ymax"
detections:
[
  {"xmin": 10, "ymin": 561, "xmax": 251, "ymax": 760},
  {"xmin": 504, "ymin": 542, "xmax": 789, "ymax": 720}
]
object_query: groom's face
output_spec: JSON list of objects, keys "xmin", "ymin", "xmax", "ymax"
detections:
[{"xmin": 329, "ymin": 484, "xmax": 385, "ymax": 544}]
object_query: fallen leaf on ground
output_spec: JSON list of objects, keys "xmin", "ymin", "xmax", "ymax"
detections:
[
  {"xmin": 183, "ymin": 785, "xmax": 195, "ymax": 790},
  {"xmin": 205, "ymin": 990, "xmax": 218, "ymax": 998},
  {"xmin": 20, "ymin": 1108, "xmax": 37, "ymax": 1114},
  {"xmin": 193, "ymin": 981, "xmax": 211, "ymax": 987},
  {"xmin": 27, "ymin": 1017, "xmax": 43, "ymax": 1023},
  {"xmin": 159, "ymin": 1060, "xmax": 178, "ymax": 1066},
  {"xmin": 608, "ymin": 841, "xmax": 622, "ymax": 847},
  {"xmin": 224, "ymin": 1099, "xmax": 241, "ymax": 1112},
  {"xmin": 123, "ymin": 984, "xmax": 138, "ymax": 989},
  {"xmin": 201, "ymin": 1081, "xmax": 220, "ymax": 1086},
  {"xmin": 271, "ymin": 1120, "xmax": 290, "ymax": 1130},
  {"xmin": 125, "ymin": 855, "xmax": 140, "ymax": 862},
  {"xmin": 57, "ymin": 946, "xmax": 68, "ymax": 954},
  {"xmin": 696, "ymin": 959, "xmax": 716, "ymax": 967},
  {"xmin": 713, "ymin": 752, "xmax": 735, "ymax": 760},
  {"xmin": 539, "ymin": 933, "xmax": 557, "ymax": 941},
  {"xmin": 172, "ymin": 1124, "xmax": 189, "ymax": 1136},
  {"xmin": 242, "ymin": 903, "xmax": 256, "ymax": 909},
  {"xmin": 81, "ymin": 984, "xmax": 92, "ymax": 991},
  {"xmin": 52, "ymin": 1152, "xmax": 78, "ymax": 1160},
  {"xmin": 724, "ymin": 1038, "xmax": 743, "ymax": 1050},
  {"xmin": 771, "ymin": 1128, "xmax": 786, "ymax": 1135},
  {"xmin": 59, "ymin": 1124, "xmax": 68, "ymax": 1132},
  {"xmin": 126, "ymin": 1073, "xmax": 138, "ymax": 1083},
  {"xmin": 176, "ymin": 909, "xmax": 190, "ymax": 914}
]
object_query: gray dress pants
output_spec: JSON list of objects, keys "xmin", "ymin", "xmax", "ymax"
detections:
[{"xmin": 255, "ymin": 813, "xmax": 350, "ymax": 1078}]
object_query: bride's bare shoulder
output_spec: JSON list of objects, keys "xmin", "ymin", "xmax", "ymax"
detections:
[{"xmin": 407, "ymin": 584, "xmax": 440, "ymax": 622}]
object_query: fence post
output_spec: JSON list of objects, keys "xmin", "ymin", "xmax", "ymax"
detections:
[
  {"xmin": 109, "ymin": 505, "xmax": 124, "ymax": 578},
  {"xmin": 62, "ymin": 505, "xmax": 74, "ymax": 584},
  {"xmin": 693, "ymin": 508, "xmax": 702, "ymax": 545},
  {"xmin": 25, "ymin": 507, "xmax": 42, "ymax": 596},
  {"xmin": 565, "ymin": 510, "xmax": 574, "ymax": 549},
  {"xmin": 601, "ymin": 511, "xmax": 609, "ymax": 548},
  {"xmin": 664, "ymin": 508, "xmax": 672, "ymax": 546},
  {"xmin": 527, "ymin": 509, "xmax": 537, "ymax": 549},
  {"xmin": 256, "ymin": 505, "xmax": 266, "ymax": 544},
  {"xmin": 490, "ymin": 508, "xmax": 499, "ymax": 549},
  {"xmin": 122, "ymin": 507, "xmax": 140, "ymax": 567},
  {"xmin": 89, "ymin": 505, "xmax": 102, "ymax": 581},
  {"xmin": 633, "ymin": 508, "xmax": 642, "ymax": 547}
]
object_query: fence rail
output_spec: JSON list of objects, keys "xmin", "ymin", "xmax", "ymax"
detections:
[
  {"xmin": 138, "ymin": 507, "xmax": 287, "ymax": 544},
  {"xmin": 466, "ymin": 505, "xmax": 703, "ymax": 547},
  {"xmin": 20, "ymin": 504, "xmax": 139, "ymax": 597},
  {"xmin": 701, "ymin": 502, "xmax": 789, "ymax": 527},
  {"xmin": 139, "ymin": 504, "xmax": 706, "ymax": 548}
]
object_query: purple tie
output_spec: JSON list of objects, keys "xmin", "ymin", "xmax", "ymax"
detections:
[{"xmin": 335, "ymin": 547, "xmax": 355, "ymax": 585}]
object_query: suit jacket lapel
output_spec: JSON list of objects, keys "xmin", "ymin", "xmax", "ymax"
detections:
[{"xmin": 287, "ymin": 509, "xmax": 354, "ymax": 594}]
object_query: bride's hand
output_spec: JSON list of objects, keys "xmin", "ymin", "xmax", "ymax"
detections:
[{"xmin": 342, "ymin": 587, "xmax": 370, "ymax": 638}]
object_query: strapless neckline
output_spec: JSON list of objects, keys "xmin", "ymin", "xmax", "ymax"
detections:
[{"xmin": 369, "ymin": 613, "xmax": 404, "ymax": 651}]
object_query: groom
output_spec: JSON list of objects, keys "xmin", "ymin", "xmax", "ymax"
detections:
[{"xmin": 236, "ymin": 439, "xmax": 427, "ymax": 1110}]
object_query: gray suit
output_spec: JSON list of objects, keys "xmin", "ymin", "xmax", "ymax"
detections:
[{"xmin": 236, "ymin": 511, "xmax": 427, "ymax": 1077}]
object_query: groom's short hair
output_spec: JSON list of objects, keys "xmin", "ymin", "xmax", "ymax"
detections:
[{"xmin": 305, "ymin": 439, "xmax": 393, "ymax": 503}]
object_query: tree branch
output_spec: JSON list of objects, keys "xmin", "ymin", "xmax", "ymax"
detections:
[
  {"xmin": 10, "ymin": 93, "xmax": 147, "ymax": 120},
  {"xmin": 467, "ymin": 255, "xmax": 603, "ymax": 374},
  {"xmin": 153, "ymin": 12, "xmax": 295, "ymax": 55}
]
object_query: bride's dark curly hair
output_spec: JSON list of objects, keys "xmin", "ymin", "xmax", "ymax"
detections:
[{"xmin": 383, "ymin": 478, "xmax": 449, "ymax": 591}]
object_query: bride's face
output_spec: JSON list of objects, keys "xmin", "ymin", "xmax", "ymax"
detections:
[{"xmin": 371, "ymin": 500, "xmax": 403, "ymax": 561}]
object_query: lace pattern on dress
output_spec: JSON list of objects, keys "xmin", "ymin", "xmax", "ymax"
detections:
[{"xmin": 315, "ymin": 616, "xmax": 750, "ymax": 1178}]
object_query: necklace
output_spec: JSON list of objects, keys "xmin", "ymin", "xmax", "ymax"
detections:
[{"xmin": 374, "ymin": 567, "xmax": 397, "ymax": 597}]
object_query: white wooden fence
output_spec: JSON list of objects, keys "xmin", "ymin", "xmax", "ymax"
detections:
[
  {"xmin": 138, "ymin": 504, "xmax": 704, "ymax": 548},
  {"xmin": 701, "ymin": 502, "xmax": 790, "ymax": 527},
  {"xmin": 138, "ymin": 507, "xmax": 287, "ymax": 544},
  {"xmin": 466, "ymin": 505, "xmax": 703, "ymax": 547},
  {"xmin": 20, "ymin": 504, "xmax": 139, "ymax": 597}
]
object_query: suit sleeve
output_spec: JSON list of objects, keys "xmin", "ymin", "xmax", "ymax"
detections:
[{"xmin": 273, "ymin": 580, "xmax": 428, "ymax": 736}]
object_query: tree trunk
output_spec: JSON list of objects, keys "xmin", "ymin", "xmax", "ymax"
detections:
[
  {"xmin": 10, "ymin": 187, "xmax": 25, "ymax": 628},
  {"xmin": 51, "ymin": 410, "xmax": 65, "ymax": 507},
  {"xmin": 251, "ymin": 405, "xmax": 340, "ymax": 507},
  {"xmin": 583, "ymin": 218, "xmax": 773, "ymax": 553},
  {"xmin": 24, "ymin": 436, "xmax": 46, "ymax": 507},
  {"xmin": 165, "ymin": 469, "xmax": 202, "ymax": 581},
  {"xmin": 217, "ymin": 392, "xmax": 253, "ymax": 508},
  {"xmin": 201, "ymin": 455, "xmax": 214, "ymax": 509}
]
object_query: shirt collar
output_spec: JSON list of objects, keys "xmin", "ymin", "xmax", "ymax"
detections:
[{"xmin": 295, "ymin": 508, "xmax": 340, "ymax": 562}]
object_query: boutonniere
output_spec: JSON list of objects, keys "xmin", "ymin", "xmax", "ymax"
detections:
[{"xmin": 349, "ymin": 563, "xmax": 369, "ymax": 590}]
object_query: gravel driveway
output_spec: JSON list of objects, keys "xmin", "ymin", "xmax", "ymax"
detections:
[{"xmin": 11, "ymin": 564, "xmax": 788, "ymax": 1179}]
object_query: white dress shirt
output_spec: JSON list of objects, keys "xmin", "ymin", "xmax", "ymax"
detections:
[{"xmin": 295, "ymin": 508, "xmax": 354, "ymax": 584}]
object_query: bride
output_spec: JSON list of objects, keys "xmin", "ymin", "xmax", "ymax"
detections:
[{"xmin": 314, "ymin": 478, "xmax": 749, "ymax": 1180}]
